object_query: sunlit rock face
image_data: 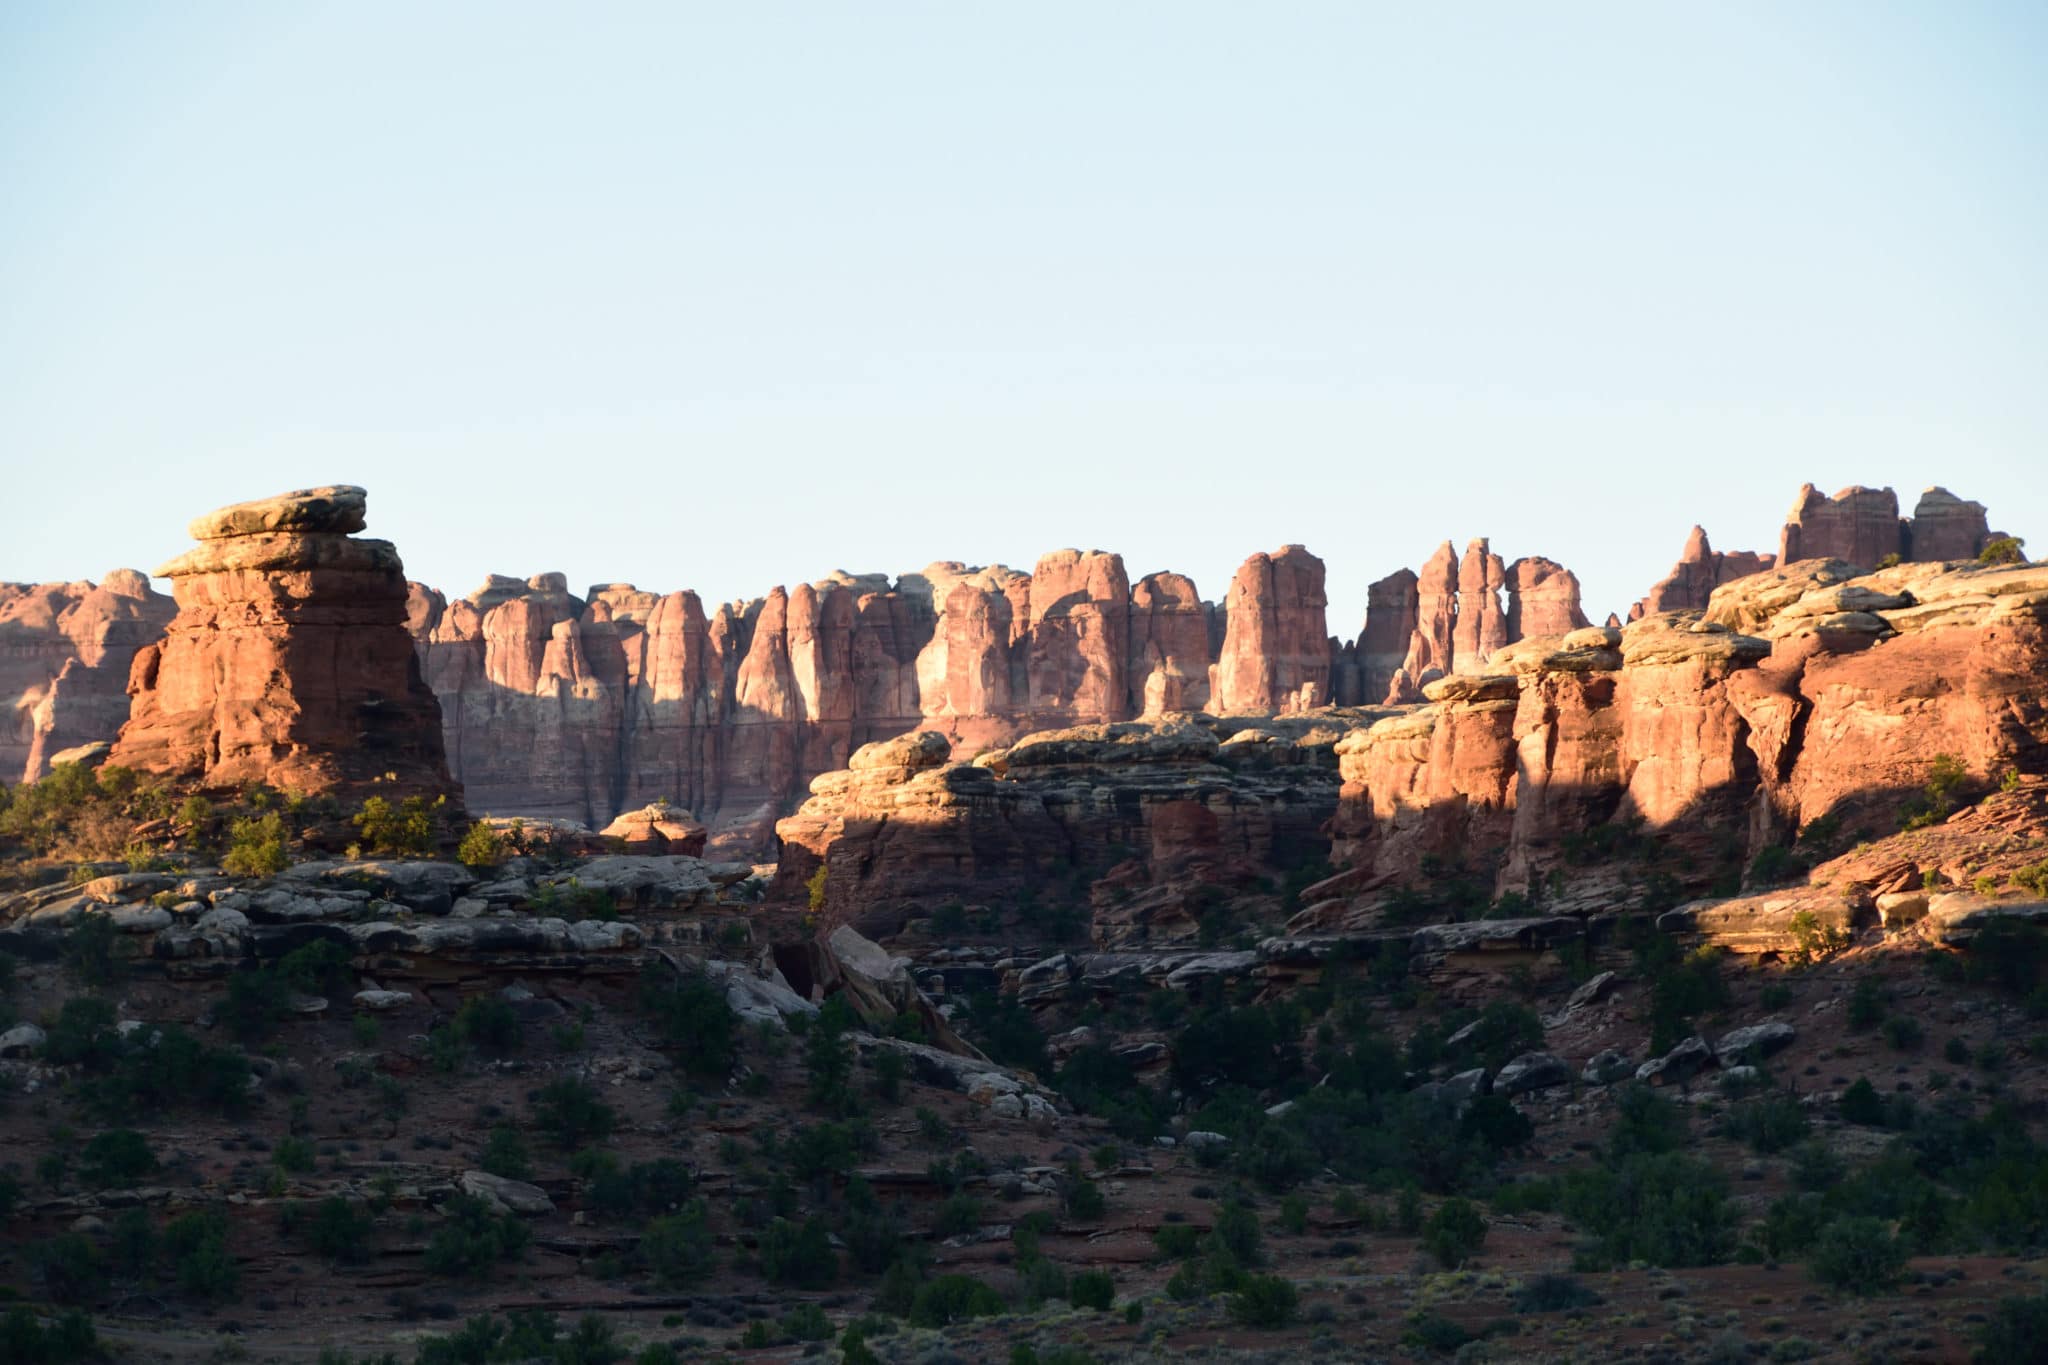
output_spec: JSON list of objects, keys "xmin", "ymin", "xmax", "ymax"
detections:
[
  {"xmin": 108, "ymin": 485, "xmax": 458, "ymax": 806},
  {"xmin": 2, "ymin": 571, "xmax": 174, "ymax": 782}
]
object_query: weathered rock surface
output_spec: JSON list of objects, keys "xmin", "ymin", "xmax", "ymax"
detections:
[
  {"xmin": 410, "ymin": 544, "xmax": 1354, "ymax": 853},
  {"xmin": 1632, "ymin": 526, "xmax": 1776, "ymax": 620},
  {"xmin": 598, "ymin": 802, "xmax": 708, "ymax": 856},
  {"xmin": 1, "ymin": 571, "xmax": 175, "ymax": 782},
  {"xmin": 772, "ymin": 715, "xmax": 1354, "ymax": 942},
  {"xmin": 1319, "ymin": 554, "xmax": 2048, "ymax": 924},
  {"xmin": 1209, "ymin": 546, "xmax": 1332, "ymax": 714},
  {"xmin": 107, "ymin": 487, "xmax": 457, "ymax": 807}
]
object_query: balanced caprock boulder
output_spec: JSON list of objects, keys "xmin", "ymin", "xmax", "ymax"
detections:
[{"xmin": 108, "ymin": 485, "xmax": 459, "ymax": 807}]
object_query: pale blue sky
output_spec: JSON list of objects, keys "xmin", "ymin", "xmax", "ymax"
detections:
[{"xmin": 3, "ymin": 2, "xmax": 2043, "ymax": 631}]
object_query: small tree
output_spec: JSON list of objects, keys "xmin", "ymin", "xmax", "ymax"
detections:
[
  {"xmin": 1978, "ymin": 536, "xmax": 2026, "ymax": 566},
  {"xmin": 456, "ymin": 821, "xmax": 506, "ymax": 869},
  {"xmin": 532, "ymin": 1077, "xmax": 616, "ymax": 1150},
  {"xmin": 222, "ymin": 812, "xmax": 289, "ymax": 877},
  {"xmin": 1424, "ymin": 1197, "xmax": 1488, "ymax": 1268},
  {"xmin": 80, "ymin": 1129, "xmax": 157, "ymax": 1187},
  {"xmin": 1229, "ymin": 1273, "xmax": 1300, "ymax": 1328},
  {"xmin": 1807, "ymin": 1215, "xmax": 1905, "ymax": 1295},
  {"xmin": 806, "ymin": 864, "xmax": 829, "ymax": 913}
]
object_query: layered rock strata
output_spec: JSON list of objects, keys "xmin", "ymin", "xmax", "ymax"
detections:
[
  {"xmin": 107, "ymin": 486, "xmax": 457, "ymax": 805},
  {"xmin": 771, "ymin": 716, "xmax": 1364, "ymax": 942},
  {"xmin": 1, "ymin": 571, "xmax": 174, "ymax": 782},
  {"xmin": 1313, "ymin": 556, "xmax": 2048, "ymax": 926},
  {"xmin": 410, "ymin": 545, "xmax": 1358, "ymax": 850}
]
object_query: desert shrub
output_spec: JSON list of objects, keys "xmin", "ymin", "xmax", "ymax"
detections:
[
  {"xmin": 1056, "ymin": 1044, "xmax": 1170, "ymax": 1141},
  {"xmin": 1606, "ymin": 1083, "xmax": 1689, "ymax": 1159},
  {"xmin": 932, "ymin": 1190, "xmax": 983, "ymax": 1237},
  {"xmin": 35, "ymin": 1234, "xmax": 106, "ymax": 1304},
  {"xmin": 1787, "ymin": 909, "xmax": 1849, "ymax": 965},
  {"xmin": 785, "ymin": 1120, "xmax": 870, "ymax": 1182},
  {"xmin": 78, "ymin": 1129, "xmax": 156, "ymax": 1187},
  {"xmin": 757, "ymin": 1215, "xmax": 837, "ymax": 1288},
  {"xmin": 1069, "ymin": 1268, "xmax": 1114, "ymax": 1310},
  {"xmin": 533, "ymin": 1077, "xmax": 616, "ymax": 1150},
  {"xmin": 958, "ymin": 990, "xmax": 1049, "ymax": 1073},
  {"xmin": 806, "ymin": 865, "xmax": 828, "ymax": 912},
  {"xmin": 871, "ymin": 1046, "xmax": 907, "ymax": 1103},
  {"xmin": 1976, "ymin": 1293, "xmax": 2048, "ymax": 1364},
  {"xmin": 582, "ymin": 1155, "xmax": 693, "ymax": 1223},
  {"xmin": 1724, "ymin": 1094, "xmax": 1810, "ymax": 1155},
  {"xmin": 453, "ymin": 995, "xmax": 523, "ymax": 1055},
  {"xmin": 1902, "ymin": 753, "xmax": 1972, "ymax": 829},
  {"xmin": 1839, "ymin": 1078, "xmax": 1887, "ymax": 1126},
  {"xmin": 1847, "ymin": 978, "xmax": 1887, "ymax": 1030},
  {"xmin": 1513, "ymin": 1272, "xmax": 1601, "ymax": 1313},
  {"xmin": 42, "ymin": 996, "xmax": 121, "ymax": 1068},
  {"xmin": 1884, "ymin": 1014, "xmax": 1925, "ymax": 1051},
  {"xmin": 273, "ymin": 1134, "xmax": 315, "ymax": 1173},
  {"xmin": 456, "ymin": 821, "xmax": 507, "ymax": 868},
  {"xmin": 1424, "ymin": 1196, "xmax": 1488, "ymax": 1268},
  {"xmin": 422, "ymin": 1196, "xmax": 528, "ymax": 1278},
  {"xmin": 1443, "ymin": 1000, "xmax": 1545, "ymax": 1073},
  {"xmin": 1460, "ymin": 1093, "xmax": 1534, "ymax": 1152},
  {"xmin": 413, "ymin": 1311, "xmax": 619, "ymax": 1365},
  {"xmin": 1747, "ymin": 844, "xmax": 1809, "ymax": 887},
  {"xmin": 0, "ymin": 762, "xmax": 162, "ymax": 860},
  {"xmin": 82, "ymin": 1024, "xmax": 251, "ymax": 1118},
  {"xmin": 352, "ymin": 795, "xmax": 443, "ymax": 856},
  {"xmin": 805, "ymin": 998, "xmax": 858, "ymax": 1115},
  {"xmin": 1640, "ymin": 939, "xmax": 1730, "ymax": 1055},
  {"xmin": 61, "ymin": 913, "xmax": 121, "ymax": 986},
  {"xmin": 1562, "ymin": 1153, "xmax": 1736, "ymax": 1269},
  {"xmin": 307, "ymin": 1195, "xmax": 376, "ymax": 1264},
  {"xmin": 635, "ymin": 966, "xmax": 738, "ymax": 1078},
  {"xmin": 1228, "ymin": 1273, "xmax": 1299, "ymax": 1328},
  {"xmin": 108, "ymin": 1208, "xmax": 156, "ymax": 1277},
  {"xmin": 1978, "ymin": 536, "xmax": 2026, "ymax": 566},
  {"xmin": 1171, "ymin": 1001, "xmax": 1304, "ymax": 1098},
  {"xmin": 0, "ymin": 1306, "xmax": 103, "ymax": 1362},
  {"xmin": 479, "ymin": 1126, "xmax": 531, "ymax": 1181},
  {"xmin": 1807, "ymin": 1215, "xmax": 1906, "ymax": 1295},
  {"xmin": 639, "ymin": 1202, "xmax": 715, "ymax": 1285},
  {"xmin": 222, "ymin": 812, "xmax": 289, "ymax": 877},
  {"xmin": 1401, "ymin": 1312, "xmax": 1473, "ymax": 1355},
  {"xmin": 908, "ymin": 1273, "xmax": 1004, "ymax": 1327},
  {"xmin": 166, "ymin": 1210, "xmax": 239, "ymax": 1301},
  {"xmin": 1211, "ymin": 1197, "xmax": 1264, "ymax": 1265}
]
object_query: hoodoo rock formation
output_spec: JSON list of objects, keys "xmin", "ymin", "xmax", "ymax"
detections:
[
  {"xmin": 1208, "ymin": 546, "xmax": 1332, "ymax": 714},
  {"xmin": 411, "ymin": 544, "xmax": 1359, "ymax": 850},
  {"xmin": 13, "ymin": 477, "xmax": 2022, "ymax": 883},
  {"xmin": 2, "ymin": 571, "xmax": 174, "ymax": 782},
  {"xmin": 1778, "ymin": 483, "xmax": 2004, "ymax": 570},
  {"xmin": 1631, "ymin": 526, "xmax": 1776, "ymax": 620},
  {"xmin": 1368, "ymin": 539, "xmax": 1590, "ymax": 705},
  {"xmin": 108, "ymin": 486, "xmax": 457, "ymax": 805}
]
